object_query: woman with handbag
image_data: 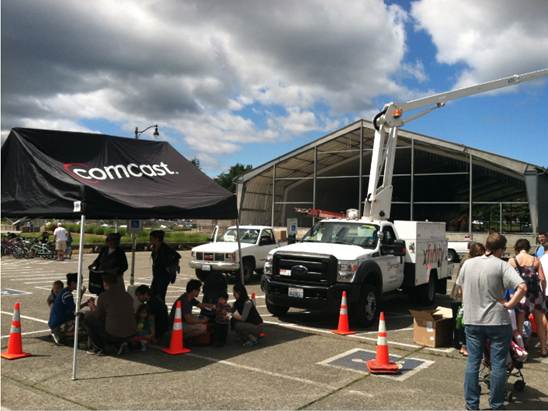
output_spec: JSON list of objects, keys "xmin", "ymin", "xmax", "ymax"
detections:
[
  {"xmin": 88, "ymin": 233, "xmax": 128, "ymax": 294},
  {"xmin": 509, "ymin": 238, "xmax": 547, "ymax": 357}
]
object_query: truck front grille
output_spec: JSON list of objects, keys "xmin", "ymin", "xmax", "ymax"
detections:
[{"xmin": 273, "ymin": 253, "xmax": 337, "ymax": 285}]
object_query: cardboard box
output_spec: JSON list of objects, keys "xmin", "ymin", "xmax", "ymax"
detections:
[{"xmin": 409, "ymin": 306, "xmax": 453, "ymax": 348}]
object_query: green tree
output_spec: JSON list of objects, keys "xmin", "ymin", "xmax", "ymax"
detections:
[{"xmin": 215, "ymin": 163, "xmax": 253, "ymax": 193}]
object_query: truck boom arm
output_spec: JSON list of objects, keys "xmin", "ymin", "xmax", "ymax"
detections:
[{"xmin": 363, "ymin": 68, "xmax": 548, "ymax": 221}]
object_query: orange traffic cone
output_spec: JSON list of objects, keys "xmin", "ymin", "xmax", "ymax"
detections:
[
  {"xmin": 251, "ymin": 293, "xmax": 266, "ymax": 338},
  {"xmin": 162, "ymin": 300, "xmax": 191, "ymax": 355},
  {"xmin": 1, "ymin": 302, "xmax": 32, "ymax": 360},
  {"xmin": 367, "ymin": 312, "xmax": 400, "ymax": 374},
  {"xmin": 332, "ymin": 291, "xmax": 355, "ymax": 335}
]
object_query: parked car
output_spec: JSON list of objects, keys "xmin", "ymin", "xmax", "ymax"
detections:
[{"xmin": 189, "ymin": 225, "xmax": 279, "ymax": 283}]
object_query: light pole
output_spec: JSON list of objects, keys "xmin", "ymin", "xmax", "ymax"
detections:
[
  {"xmin": 130, "ymin": 124, "xmax": 159, "ymax": 287},
  {"xmin": 134, "ymin": 124, "xmax": 159, "ymax": 140}
]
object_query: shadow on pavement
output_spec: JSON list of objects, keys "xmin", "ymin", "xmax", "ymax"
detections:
[
  {"xmin": 35, "ymin": 322, "xmax": 312, "ymax": 379},
  {"xmin": 506, "ymin": 383, "xmax": 547, "ymax": 410}
]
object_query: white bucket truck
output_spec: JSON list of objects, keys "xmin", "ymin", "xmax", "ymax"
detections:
[{"xmin": 263, "ymin": 69, "xmax": 548, "ymax": 326}]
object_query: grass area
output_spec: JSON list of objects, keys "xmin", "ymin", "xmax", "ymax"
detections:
[{"xmin": 20, "ymin": 230, "xmax": 208, "ymax": 246}]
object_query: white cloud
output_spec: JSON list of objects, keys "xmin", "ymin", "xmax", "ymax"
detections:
[
  {"xmin": 2, "ymin": 0, "xmax": 411, "ymax": 169},
  {"xmin": 402, "ymin": 60, "xmax": 427, "ymax": 83},
  {"xmin": 411, "ymin": 0, "xmax": 548, "ymax": 87}
]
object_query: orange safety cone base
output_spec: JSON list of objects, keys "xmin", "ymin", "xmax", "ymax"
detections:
[
  {"xmin": 162, "ymin": 346, "xmax": 191, "ymax": 355},
  {"xmin": 1, "ymin": 351, "xmax": 32, "ymax": 360},
  {"xmin": 367, "ymin": 359, "xmax": 400, "ymax": 374},
  {"xmin": 331, "ymin": 329, "xmax": 356, "ymax": 335}
]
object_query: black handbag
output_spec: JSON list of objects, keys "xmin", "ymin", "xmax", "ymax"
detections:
[{"xmin": 88, "ymin": 269, "xmax": 104, "ymax": 295}]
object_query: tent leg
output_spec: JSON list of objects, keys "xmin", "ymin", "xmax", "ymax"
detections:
[
  {"xmin": 130, "ymin": 233, "xmax": 136, "ymax": 286},
  {"xmin": 72, "ymin": 214, "xmax": 86, "ymax": 381},
  {"xmin": 236, "ymin": 217, "xmax": 244, "ymax": 285}
]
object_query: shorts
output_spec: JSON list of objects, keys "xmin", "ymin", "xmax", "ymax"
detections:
[{"xmin": 55, "ymin": 240, "xmax": 67, "ymax": 251}]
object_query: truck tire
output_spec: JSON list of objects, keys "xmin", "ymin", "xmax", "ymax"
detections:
[
  {"xmin": 266, "ymin": 300, "xmax": 289, "ymax": 317},
  {"xmin": 354, "ymin": 284, "xmax": 380, "ymax": 328},
  {"xmin": 416, "ymin": 272, "xmax": 437, "ymax": 306},
  {"xmin": 447, "ymin": 249, "xmax": 459, "ymax": 263}
]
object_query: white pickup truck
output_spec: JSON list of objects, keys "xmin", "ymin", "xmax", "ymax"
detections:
[
  {"xmin": 189, "ymin": 225, "xmax": 279, "ymax": 282},
  {"xmin": 263, "ymin": 212, "xmax": 453, "ymax": 326}
]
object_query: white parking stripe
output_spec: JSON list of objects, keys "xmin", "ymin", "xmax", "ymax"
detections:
[
  {"xmin": 0, "ymin": 311, "xmax": 48, "ymax": 324},
  {"xmin": 1, "ymin": 329, "xmax": 51, "ymax": 339},
  {"xmin": 263, "ymin": 320, "xmax": 454, "ymax": 353},
  {"xmin": 187, "ymin": 352, "xmax": 338, "ymax": 391}
]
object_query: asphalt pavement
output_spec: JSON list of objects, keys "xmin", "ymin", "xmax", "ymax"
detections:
[{"xmin": 1, "ymin": 251, "xmax": 547, "ymax": 410}]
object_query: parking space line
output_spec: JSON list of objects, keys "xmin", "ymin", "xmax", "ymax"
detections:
[
  {"xmin": 1, "ymin": 311, "xmax": 48, "ymax": 324},
  {"xmin": 263, "ymin": 320, "xmax": 449, "ymax": 352},
  {"xmin": 185, "ymin": 352, "xmax": 372, "ymax": 398},
  {"xmin": 356, "ymin": 327, "xmax": 413, "ymax": 336},
  {"xmin": 1, "ymin": 329, "xmax": 51, "ymax": 339}
]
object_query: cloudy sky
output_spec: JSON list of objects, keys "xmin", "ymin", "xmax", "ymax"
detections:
[{"xmin": 2, "ymin": 0, "xmax": 547, "ymax": 175}]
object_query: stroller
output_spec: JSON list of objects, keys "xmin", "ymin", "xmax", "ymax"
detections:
[{"xmin": 479, "ymin": 310, "xmax": 527, "ymax": 403}]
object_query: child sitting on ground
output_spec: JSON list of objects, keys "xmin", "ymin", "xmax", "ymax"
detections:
[
  {"xmin": 214, "ymin": 292, "xmax": 231, "ymax": 347},
  {"xmin": 132, "ymin": 304, "xmax": 155, "ymax": 351},
  {"xmin": 47, "ymin": 280, "xmax": 64, "ymax": 309}
]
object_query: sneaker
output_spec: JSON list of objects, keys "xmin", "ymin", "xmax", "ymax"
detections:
[
  {"xmin": 51, "ymin": 332, "xmax": 62, "ymax": 346},
  {"xmin": 86, "ymin": 346, "xmax": 99, "ymax": 355},
  {"xmin": 242, "ymin": 339, "xmax": 258, "ymax": 347},
  {"xmin": 140, "ymin": 341, "xmax": 147, "ymax": 352},
  {"xmin": 117, "ymin": 342, "xmax": 129, "ymax": 356}
]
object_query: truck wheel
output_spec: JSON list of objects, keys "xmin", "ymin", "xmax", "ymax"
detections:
[
  {"xmin": 355, "ymin": 284, "xmax": 380, "ymax": 328},
  {"xmin": 266, "ymin": 300, "xmax": 289, "ymax": 317},
  {"xmin": 447, "ymin": 249, "xmax": 459, "ymax": 263},
  {"xmin": 416, "ymin": 272, "xmax": 437, "ymax": 306}
]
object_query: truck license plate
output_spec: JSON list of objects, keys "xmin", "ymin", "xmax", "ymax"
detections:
[
  {"xmin": 288, "ymin": 287, "xmax": 303, "ymax": 298},
  {"xmin": 279, "ymin": 268, "xmax": 291, "ymax": 276},
  {"xmin": 201, "ymin": 264, "xmax": 211, "ymax": 271}
]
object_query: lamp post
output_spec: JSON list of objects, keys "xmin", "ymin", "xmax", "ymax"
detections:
[
  {"xmin": 130, "ymin": 124, "xmax": 159, "ymax": 287},
  {"xmin": 134, "ymin": 124, "xmax": 159, "ymax": 140}
]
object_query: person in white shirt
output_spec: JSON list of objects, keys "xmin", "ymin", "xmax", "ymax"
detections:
[{"xmin": 53, "ymin": 223, "xmax": 68, "ymax": 261}]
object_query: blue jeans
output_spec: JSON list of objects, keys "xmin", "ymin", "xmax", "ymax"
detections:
[{"xmin": 464, "ymin": 325, "xmax": 512, "ymax": 410}]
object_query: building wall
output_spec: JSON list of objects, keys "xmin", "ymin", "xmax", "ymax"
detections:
[{"xmin": 240, "ymin": 124, "xmax": 542, "ymax": 234}]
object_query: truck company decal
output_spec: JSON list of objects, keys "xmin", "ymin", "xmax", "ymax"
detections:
[
  {"xmin": 423, "ymin": 244, "xmax": 445, "ymax": 269},
  {"xmin": 63, "ymin": 161, "xmax": 179, "ymax": 183}
]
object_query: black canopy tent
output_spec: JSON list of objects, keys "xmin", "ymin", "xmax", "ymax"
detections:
[
  {"xmin": 2, "ymin": 128, "xmax": 237, "ymax": 219},
  {"xmin": 2, "ymin": 128, "xmax": 240, "ymax": 379}
]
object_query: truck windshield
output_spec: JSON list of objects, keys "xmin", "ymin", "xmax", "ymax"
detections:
[
  {"xmin": 221, "ymin": 228, "xmax": 260, "ymax": 244},
  {"xmin": 302, "ymin": 222, "xmax": 379, "ymax": 248}
]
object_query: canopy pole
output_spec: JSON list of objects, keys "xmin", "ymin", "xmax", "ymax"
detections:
[
  {"xmin": 235, "ymin": 184, "xmax": 246, "ymax": 285},
  {"xmin": 72, "ymin": 213, "xmax": 86, "ymax": 380},
  {"xmin": 130, "ymin": 233, "xmax": 136, "ymax": 286},
  {"xmin": 236, "ymin": 217, "xmax": 244, "ymax": 285}
]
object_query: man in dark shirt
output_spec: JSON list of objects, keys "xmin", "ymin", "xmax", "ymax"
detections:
[
  {"xmin": 88, "ymin": 233, "xmax": 128, "ymax": 294},
  {"xmin": 135, "ymin": 284, "xmax": 170, "ymax": 343},
  {"xmin": 170, "ymin": 279, "xmax": 210, "ymax": 339},
  {"xmin": 150, "ymin": 230, "xmax": 181, "ymax": 302},
  {"xmin": 84, "ymin": 274, "xmax": 136, "ymax": 355}
]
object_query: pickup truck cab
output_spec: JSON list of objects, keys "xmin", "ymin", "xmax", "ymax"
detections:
[
  {"xmin": 189, "ymin": 225, "xmax": 279, "ymax": 283},
  {"xmin": 263, "ymin": 211, "xmax": 452, "ymax": 326}
]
